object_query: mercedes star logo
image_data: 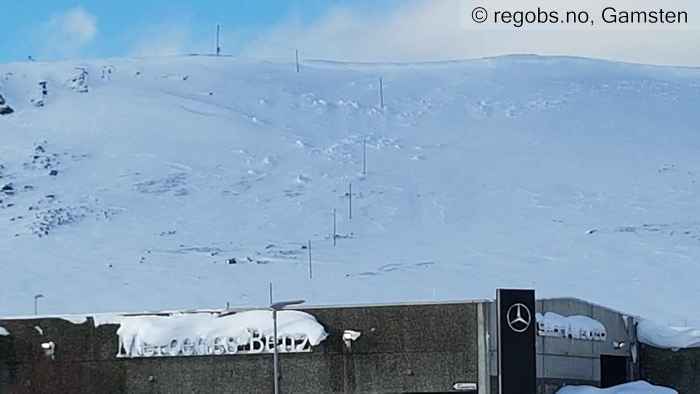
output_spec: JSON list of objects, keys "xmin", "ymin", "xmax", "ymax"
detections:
[{"xmin": 506, "ymin": 303, "xmax": 532, "ymax": 333}]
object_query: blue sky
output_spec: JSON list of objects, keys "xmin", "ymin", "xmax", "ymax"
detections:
[
  {"xmin": 1, "ymin": 1, "xmax": 699, "ymax": 65},
  {"xmin": 0, "ymin": 0, "xmax": 399, "ymax": 62}
]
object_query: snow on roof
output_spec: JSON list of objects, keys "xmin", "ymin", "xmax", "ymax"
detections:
[
  {"xmin": 637, "ymin": 319, "xmax": 700, "ymax": 350},
  {"xmin": 0, "ymin": 326, "xmax": 9, "ymax": 336},
  {"xmin": 109, "ymin": 309, "xmax": 328, "ymax": 358},
  {"xmin": 557, "ymin": 381, "xmax": 677, "ymax": 394},
  {"xmin": 0, "ymin": 313, "xmax": 90, "ymax": 324},
  {"xmin": 536, "ymin": 312, "xmax": 607, "ymax": 341}
]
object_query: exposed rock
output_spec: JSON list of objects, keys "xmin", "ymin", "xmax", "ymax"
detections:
[
  {"xmin": 0, "ymin": 94, "xmax": 13, "ymax": 114},
  {"xmin": 70, "ymin": 68, "xmax": 89, "ymax": 93},
  {"xmin": 1, "ymin": 183, "xmax": 15, "ymax": 194}
]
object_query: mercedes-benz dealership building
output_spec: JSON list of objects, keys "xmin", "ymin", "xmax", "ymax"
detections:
[{"xmin": 0, "ymin": 289, "xmax": 681, "ymax": 394}]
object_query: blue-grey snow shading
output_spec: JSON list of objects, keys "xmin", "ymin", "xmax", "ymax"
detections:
[
  {"xmin": 637, "ymin": 319, "xmax": 700, "ymax": 350},
  {"xmin": 0, "ymin": 55, "xmax": 699, "ymax": 328},
  {"xmin": 556, "ymin": 381, "xmax": 677, "ymax": 394}
]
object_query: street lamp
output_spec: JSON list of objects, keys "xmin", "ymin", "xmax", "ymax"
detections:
[
  {"xmin": 270, "ymin": 299, "xmax": 305, "ymax": 394},
  {"xmin": 34, "ymin": 294, "xmax": 44, "ymax": 315}
]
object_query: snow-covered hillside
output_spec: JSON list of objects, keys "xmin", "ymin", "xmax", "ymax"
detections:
[{"xmin": 1, "ymin": 55, "xmax": 699, "ymax": 325}]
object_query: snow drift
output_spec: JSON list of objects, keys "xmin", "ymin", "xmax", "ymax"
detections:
[
  {"xmin": 557, "ymin": 381, "xmax": 677, "ymax": 394},
  {"xmin": 103, "ymin": 310, "xmax": 328, "ymax": 358},
  {"xmin": 536, "ymin": 312, "xmax": 607, "ymax": 341},
  {"xmin": 637, "ymin": 319, "xmax": 700, "ymax": 350}
]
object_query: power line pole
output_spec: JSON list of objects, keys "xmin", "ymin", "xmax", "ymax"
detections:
[
  {"xmin": 362, "ymin": 137, "xmax": 367, "ymax": 176},
  {"xmin": 295, "ymin": 49, "xmax": 300, "ymax": 73},
  {"xmin": 348, "ymin": 183, "xmax": 352, "ymax": 220},
  {"xmin": 216, "ymin": 24, "xmax": 221, "ymax": 56},
  {"xmin": 379, "ymin": 77, "xmax": 384, "ymax": 109},
  {"xmin": 332, "ymin": 209, "xmax": 337, "ymax": 247},
  {"xmin": 308, "ymin": 240, "xmax": 312, "ymax": 279}
]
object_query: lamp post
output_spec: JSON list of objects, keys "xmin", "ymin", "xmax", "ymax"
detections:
[
  {"xmin": 34, "ymin": 294, "xmax": 44, "ymax": 315},
  {"xmin": 270, "ymin": 299, "xmax": 305, "ymax": 394}
]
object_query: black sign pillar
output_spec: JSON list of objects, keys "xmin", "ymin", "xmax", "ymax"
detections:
[{"xmin": 497, "ymin": 289, "xmax": 536, "ymax": 394}]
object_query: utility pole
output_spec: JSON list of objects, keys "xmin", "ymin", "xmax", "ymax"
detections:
[
  {"xmin": 216, "ymin": 24, "xmax": 221, "ymax": 56},
  {"xmin": 332, "ymin": 209, "xmax": 337, "ymax": 247},
  {"xmin": 295, "ymin": 50, "xmax": 300, "ymax": 73},
  {"xmin": 308, "ymin": 240, "xmax": 312, "ymax": 279},
  {"xmin": 348, "ymin": 183, "xmax": 352, "ymax": 220},
  {"xmin": 379, "ymin": 77, "xmax": 384, "ymax": 109},
  {"xmin": 362, "ymin": 137, "xmax": 367, "ymax": 176}
]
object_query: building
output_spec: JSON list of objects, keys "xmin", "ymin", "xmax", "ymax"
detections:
[{"xmin": 0, "ymin": 291, "xmax": 675, "ymax": 394}]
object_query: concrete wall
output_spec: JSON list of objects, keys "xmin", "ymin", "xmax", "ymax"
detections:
[
  {"xmin": 0, "ymin": 301, "xmax": 481, "ymax": 394},
  {"xmin": 0, "ymin": 317, "xmax": 125, "ymax": 393},
  {"xmin": 488, "ymin": 298, "xmax": 634, "ymax": 394},
  {"xmin": 640, "ymin": 344, "xmax": 700, "ymax": 394},
  {"xmin": 0, "ymin": 298, "xmax": 643, "ymax": 394}
]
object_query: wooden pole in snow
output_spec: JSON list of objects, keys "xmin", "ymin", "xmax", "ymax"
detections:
[
  {"xmin": 308, "ymin": 240, "xmax": 312, "ymax": 279},
  {"xmin": 348, "ymin": 183, "xmax": 352, "ymax": 220},
  {"xmin": 362, "ymin": 137, "xmax": 367, "ymax": 176},
  {"xmin": 379, "ymin": 77, "xmax": 384, "ymax": 109},
  {"xmin": 296, "ymin": 50, "xmax": 300, "ymax": 73},
  {"xmin": 332, "ymin": 208, "xmax": 337, "ymax": 247}
]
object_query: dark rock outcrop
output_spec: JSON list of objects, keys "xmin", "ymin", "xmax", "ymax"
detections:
[
  {"xmin": 1, "ymin": 183, "xmax": 14, "ymax": 194},
  {"xmin": 0, "ymin": 93, "xmax": 13, "ymax": 115}
]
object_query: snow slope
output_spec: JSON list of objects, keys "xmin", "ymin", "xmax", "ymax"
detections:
[{"xmin": 1, "ymin": 55, "xmax": 700, "ymax": 325}]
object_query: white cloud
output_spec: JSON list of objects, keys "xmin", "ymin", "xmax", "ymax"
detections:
[
  {"xmin": 37, "ymin": 7, "xmax": 98, "ymax": 58},
  {"xmin": 129, "ymin": 25, "xmax": 195, "ymax": 57},
  {"xmin": 128, "ymin": 22, "xmax": 246, "ymax": 58},
  {"xmin": 55, "ymin": 7, "xmax": 98, "ymax": 46},
  {"xmin": 244, "ymin": 0, "xmax": 700, "ymax": 66}
]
